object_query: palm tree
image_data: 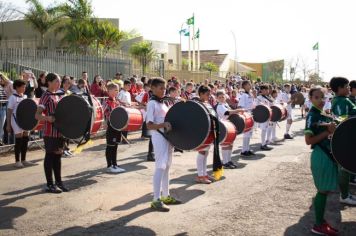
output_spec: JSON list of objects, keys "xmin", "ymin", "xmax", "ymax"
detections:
[
  {"xmin": 24, "ymin": 0, "xmax": 61, "ymax": 48},
  {"xmin": 202, "ymin": 62, "xmax": 219, "ymax": 78},
  {"xmin": 94, "ymin": 20, "xmax": 125, "ymax": 55},
  {"xmin": 60, "ymin": 0, "xmax": 93, "ymax": 20},
  {"xmin": 129, "ymin": 41, "xmax": 156, "ymax": 75},
  {"xmin": 61, "ymin": 19, "xmax": 95, "ymax": 54}
]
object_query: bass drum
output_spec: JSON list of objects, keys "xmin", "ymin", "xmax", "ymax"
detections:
[
  {"xmin": 218, "ymin": 120, "xmax": 237, "ymax": 146},
  {"xmin": 109, "ymin": 107, "xmax": 143, "ymax": 131},
  {"xmin": 252, "ymin": 104, "xmax": 272, "ymax": 123},
  {"xmin": 291, "ymin": 92, "xmax": 305, "ymax": 106},
  {"xmin": 15, "ymin": 98, "xmax": 44, "ymax": 131},
  {"xmin": 271, "ymin": 105, "xmax": 288, "ymax": 122},
  {"xmin": 228, "ymin": 112, "xmax": 254, "ymax": 134},
  {"xmin": 90, "ymin": 96, "xmax": 104, "ymax": 134},
  {"xmin": 54, "ymin": 95, "xmax": 92, "ymax": 139},
  {"xmin": 331, "ymin": 117, "xmax": 356, "ymax": 174},
  {"xmin": 164, "ymin": 100, "xmax": 214, "ymax": 151}
]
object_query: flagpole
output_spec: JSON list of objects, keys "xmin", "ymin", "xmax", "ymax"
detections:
[
  {"xmin": 188, "ymin": 25, "xmax": 191, "ymax": 71},
  {"xmin": 179, "ymin": 23, "xmax": 184, "ymax": 70},
  {"xmin": 317, "ymin": 45, "xmax": 320, "ymax": 77},
  {"xmin": 197, "ymin": 35, "xmax": 200, "ymax": 71},
  {"xmin": 192, "ymin": 13, "xmax": 196, "ymax": 71}
]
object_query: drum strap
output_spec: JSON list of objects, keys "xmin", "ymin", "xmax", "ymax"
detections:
[
  {"xmin": 76, "ymin": 93, "xmax": 93, "ymax": 151},
  {"xmin": 198, "ymin": 101, "xmax": 223, "ymax": 180}
]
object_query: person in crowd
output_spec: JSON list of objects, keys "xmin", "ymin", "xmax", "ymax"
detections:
[
  {"xmin": 22, "ymin": 69, "xmax": 38, "ymax": 99},
  {"xmin": 7, "ymin": 79, "xmax": 31, "ymax": 168},
  {"xmin": 90, "ymin": 75, "xmax": 107, "ymax": 97},
  {"xmin": 35, "ymin": 72, "xmax": 48, "ymax": 98}
]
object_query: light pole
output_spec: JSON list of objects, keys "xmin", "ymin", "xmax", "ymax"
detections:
[{"xmin": 231, "ymin": 31, "xmax": 237, "ymax": 74}]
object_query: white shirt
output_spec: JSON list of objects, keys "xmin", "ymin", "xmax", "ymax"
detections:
[
  {"xmin": 7, "ymin": 92, "xmax": 27, "ymax": 117},
  {"xmin": 239, "ymin": 92, "xmax": 254, "ymax": 111},
  {"xmin": 279, "ymin": 91, "xmax": 292, "ymax": 109},
  {"xmin": 256, "ymin": 95, "xmax": 273, "ymax": 107},
  {"xmin": 323, "ymin": 101, "xmax": 332, "ymax": 111},
  {"xmin": 117, "ymin": 90, "xmax": 131, "ymax": 106},
  {"xmin": 216, "ymin": 103, "xmax": 230, "ymax": 120},
  {"xmin": 146, "ymin": 100, "xmax": 169, "ymax": 134}
]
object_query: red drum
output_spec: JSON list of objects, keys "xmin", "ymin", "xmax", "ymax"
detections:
[
  {"xmin": 164, "ymin": 100, "xmax": 216, "ymax": 151},
  {"xmin": 90, "ymin": 96, "xmax": 104, "ymax": 134},
  {"xmin": 109, "ymin": 107, "xmax": 143, "ymax": 131},
  {"xmin": 271, "ymin": 105, "xmax": 288, "ymax": 122},
  {"xmin": 228, "ymin": 112, "xmax": 254, "ymax": 134},
  {"xmin": 252, "ymin": 104, "xmax": 272, "ymax": 123},
  {"xmin": 218, "ymin": 120, "xmax": 237, "ymax": 146}
]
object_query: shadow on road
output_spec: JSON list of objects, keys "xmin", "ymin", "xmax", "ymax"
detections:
[{"xmin": 284, "ymin": 193, "xmax": 356, "ymax": 236}]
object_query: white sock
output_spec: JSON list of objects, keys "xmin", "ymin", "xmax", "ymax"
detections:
[
  {"xmin": 285, "ymin": 123, "xmax": 291, "ymax": 134},
  {"xmin": 261, "ymin": 129, "xmax": 267, "ymax": 146},
  {"xmin": 153, "ymin": 168, "xmax": 164, "ymax": 200},
  {"xmin": 203, "ymin": 153, "xmax": 208, "ymax": 176},
  {"xmin": 267, "ymin": 125, "xmax": 273, "ymax": 142},
  {"xmin": 161, "ymin": 165, "xmax": 170, "ymax": 197},
  {"xmin": 272, "ymin": 123, "xmax": 277, "ymax": 140},
  {"xmin": 222, "ymin": 149, "xmax": 229, "ymax": 164},
  {"xmin": 196, "ymin": 153, "xmax": 205, "ymax": 176},
  {"xmin": 227, "ymin": 149, "xmax": 232, "ymax": 162},
  {"xmin": 242, "ymin": 137, "xmax": 250, "ymax": 152}
]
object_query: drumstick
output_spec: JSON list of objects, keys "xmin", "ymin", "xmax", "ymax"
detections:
[{"xmin": 121, "ymin": 134, "xmax": 131, "ymax": 147}]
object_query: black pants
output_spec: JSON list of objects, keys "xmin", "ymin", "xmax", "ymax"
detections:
[
  {"xmin": 106, "ymin": 123, "xmax": 122, "ymax": 167},
  {"xmin": 43, "ymin": 137, "xmax": 64, "ymax": 186},
  {"xmin": 14, "ymin": 136, "xmax": 29, "ymax": 162}
]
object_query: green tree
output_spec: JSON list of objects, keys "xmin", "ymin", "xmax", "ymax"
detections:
[
  {"xmin": 60, "ymin": 0, "xmax": 93, "ymax": 20},
  {"xmin": 202, "ymin": 62, "xmax": 219, "ymax": 77},
  {"xmin": 94, "ymin": 20, "xmax": 125, "ymax": 55},
  {"xmin": 129, "ymin": 41, "xmax": 156, "ymax": 75},
  {"xmin": 24, "ymin": 0, "xmax": 61, "ymax": 47}
]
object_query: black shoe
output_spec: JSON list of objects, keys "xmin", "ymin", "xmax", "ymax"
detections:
[
  {"xmin": 227, "ymin": 161, "xmax": 238, "ymax": 168},
  {"xmin": 240, "ymin": 151, "xmax": 251, "ymax": 156},
  {"xmin": 223, "ymin": 163, "xmax": 234, "ymax": 169},
  {"xmin": 56, "ymin": 183, "xmax": 69, "ymax": 192},
  {"xmin": 174, "ymin": 148, "xmax": 183, "ymax": 153},
  {"xmin": 147, "ymin": 153, "xmax": 155, "ymax": 162},
  {"xmin": 260, "ymin": 145, "xmax": 273, "ymax": 151},
  {"xmin": 247, "ymin": 150, "xmax": 255, "ymax": 155},
  {"xmin": 284, "ymin": 134, "xmax": 293, "ymax": 139},
  {"xmin": 45, "ymin": 184, "xmax": 62, "ymax": 194}
]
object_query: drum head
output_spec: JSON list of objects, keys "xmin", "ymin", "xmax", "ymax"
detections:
[
  {"xmin": 252, "ymin": 105, "xmax": 270, "ymax": 123},
  {"xmin": 331, "ymin": 117, "xmax": 356, "ymax": 174},
  {"xmin": 16, "ymin": 99, "xmax": 38, "ymax": 131},
  {"xmin": 109, "ymin": 107, "xmax": 128, "ymax": 131},
  {"xmin": 228, "ymin": 114, "xmax": 245, "ymax": 135},
  {"xmin": 218, "ymin": 121, "xmax": 227, "ymax": 144},
  {"xmin": 291, "ymin": 92, "xmax": 305, "ymax": 105},
  {"xmin": 271, "ymin": 106, "xmax": 282, "ymax": 122},
  {"xmin": 165, "ymin": 101, "xmax": 211, "ymax": 150},
  {"xmin": 54, "ymin": 95, "xmax": 91, "ymax": 139}
]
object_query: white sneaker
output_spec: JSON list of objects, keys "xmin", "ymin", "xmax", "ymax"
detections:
[
  {"xmin": 113, "ymin": 166, "xmax": 126, "ymax": 173},
  {"xmin": 22, "ymin": 161, "xmax": 34, "ymax": 166},
  {"xmin": 340, "ymin": 194, "xmax": 356, "ymax": 205},
  {"xmin": 14, "ymin": 162, "xmax": 24, "ymax": 168}
]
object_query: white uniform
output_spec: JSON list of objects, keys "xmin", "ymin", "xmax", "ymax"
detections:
[
  {"xmin": 279, "ymin": 91, "xmax": 293, "ymax": 120},
  {"xmin": 146, "ymin": 100, "xmax": 172, "ymax": 169},
  {"xmin": 117, "ymin": 90, "xmax": 131, "ymax": 106},
  {"xmin": 239, "ymin": 91, "xmax": 254, "ymax": 152},
  {"xmin": 7, "ymin": 93, "xmax": 27, "ymax": 134},
  {"xmin": 216, "ymin": 103, "xmax": 230, "ymax": 120}
]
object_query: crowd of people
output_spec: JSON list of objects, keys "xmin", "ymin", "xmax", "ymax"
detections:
[{"xmin": 1, "ymin": 69, "xmax": 356, "ymax": 235}]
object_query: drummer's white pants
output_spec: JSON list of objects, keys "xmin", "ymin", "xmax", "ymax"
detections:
[
  {"xmin": 267, "ymin": 122, "xmax": 277, "ymax": 142},
  {"xmin": 196, "ymin": 151, "xmax": 208, "ymax": 176},
  {"xmin": 242, "ymin": 130, "xmax": 252, "ymax": 152}
]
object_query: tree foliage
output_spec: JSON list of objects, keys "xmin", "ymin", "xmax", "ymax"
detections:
[
  {"xmin": 202, "ymin": 62, "xmax": 219, "ymax": 72},
  {"xmin": 129, "ymin": 41, "xmax": 156, "ymax": 75}
]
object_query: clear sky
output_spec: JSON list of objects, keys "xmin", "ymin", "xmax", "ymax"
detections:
[{"xmin": 5, "ymin": 0, "xmax": 356, "ymax": 81}]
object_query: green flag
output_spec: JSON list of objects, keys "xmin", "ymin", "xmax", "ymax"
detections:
[
  {"xmin": 179, "ymin": 28, "xmax": 187, "ymax": 35},
  {"xmin": 194, "ymin": 29, "xmax": 200, "ymax": 39},
  {"xmin": 187, "ymin": 15, "xmax": 194, "ymax": 25},
  {"xmin": 313, "ymin": 42, "xmax": 319, "ymax": 50},
  {"xmin": 184, "ymin": 31, "xmax": 190, "ymax": 36}
]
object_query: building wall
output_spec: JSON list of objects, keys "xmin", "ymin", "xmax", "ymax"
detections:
[
  {"xmin": 0, "ymin": 18, "xmax": 120, "ymax": 49},
  {"xmin": 240, "ymin": 62, "xmax": 263, "ymax": 77}
]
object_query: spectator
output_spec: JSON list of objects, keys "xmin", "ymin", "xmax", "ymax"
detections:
[
  {"xmin": 129, "ymin": 77, "xmax": 138, "ymax": 100},
  {"xmin": 35, "ymin": 72, "xmax": 48, "ymax": 98},
  {"xmin": 0, "ymin": 73, "xmax": 14, "ymax": 98},
  {"xmin": 22, "ymin": 69, "xmax": 38, "ymax": 98},
  {"xmin": 90, "ymin": 75, "xmax": 107, "ymax": 97}
]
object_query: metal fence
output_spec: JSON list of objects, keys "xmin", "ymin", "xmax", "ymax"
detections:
[{"xmin": 0, "ymin": 48, "xmax": 132, "ymax": 81}]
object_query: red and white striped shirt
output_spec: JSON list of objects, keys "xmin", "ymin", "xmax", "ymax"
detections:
[{"xmin": 39, "ymin": 91, "xmax": 63, "ymax": 138}]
